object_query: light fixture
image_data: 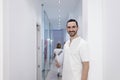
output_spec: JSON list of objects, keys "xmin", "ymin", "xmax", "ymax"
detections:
[{"xmin": 58, "ymin": 0, "xmax": 61, "ymax": 28}]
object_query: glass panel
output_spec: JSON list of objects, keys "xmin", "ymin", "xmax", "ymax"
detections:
[{"xmin": 42, "ymin": 10, "xmax": 52, "ymax": 80}]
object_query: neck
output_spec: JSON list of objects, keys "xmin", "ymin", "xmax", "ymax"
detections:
[{"xmin": 70, "ymin": 34, "xmax": 79, "ymax": 42}]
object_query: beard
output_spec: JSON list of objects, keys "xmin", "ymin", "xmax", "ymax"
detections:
[{"xmin": 68, "ymin": 31, "xmax": 77, "ymax": 37}]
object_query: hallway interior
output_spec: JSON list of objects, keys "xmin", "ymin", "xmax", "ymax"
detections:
[{"xmin": 1, "ymin": 0, "xmax": 120, "ymax": 80}]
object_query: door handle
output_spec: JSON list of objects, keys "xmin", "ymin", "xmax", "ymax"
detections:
[{"xmin": 38, "ymin": 65, "xmax": 40, "ymax": 68}]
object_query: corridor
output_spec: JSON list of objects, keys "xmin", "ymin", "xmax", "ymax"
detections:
[{"xmin": 1, "ymin": 0, "xmax": 120, "ymax": 80}]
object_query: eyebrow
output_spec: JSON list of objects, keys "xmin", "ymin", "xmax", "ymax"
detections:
[{"xmin": 67, "ymin": 26, "xmax": 76, "ymax": 27}]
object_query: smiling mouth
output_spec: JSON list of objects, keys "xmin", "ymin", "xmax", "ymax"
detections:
[
  {"xmin": 69, "ymin": 31, "xmax": 75, "ymax": 35},
  {"xmin": 69, "ymin": 31, "xmax": 75, "ymax": 33}
]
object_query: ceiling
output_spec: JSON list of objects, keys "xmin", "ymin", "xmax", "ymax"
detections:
[{"xmin": 42, "ymin": 0, "xmax": 81, "ymax": 30}]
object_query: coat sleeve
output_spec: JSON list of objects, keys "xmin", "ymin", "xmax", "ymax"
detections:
[{"xmin": 80, "ymin": 41, "xmax": 90, "ymax": 62}]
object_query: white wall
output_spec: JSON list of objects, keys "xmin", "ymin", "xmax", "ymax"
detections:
[
  {"xmin": 0, "ymin": 0, "xmax": 3, "ymax": 80},
  {"xmin": 87, "ymin": 0, "xmax": 103, "ymax": 80},
  {"xmin": 82, "ymin": 0, "xmax": 88, "ymax": 39},
  {"xmin": 88, "ymin": 0, "xmax": 120, "ymax": 80},
  {"xmin": 3, "ymin": 0, "xmax": 40, "ymax": 80},
  {"xmin": 103, "ymin": 0, "xmax": 120, "ymax": 80}
]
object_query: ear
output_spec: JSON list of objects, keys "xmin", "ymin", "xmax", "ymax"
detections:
[{"xmin": 78, "ymin": 26, "xmax": 79, "ymax": 30}]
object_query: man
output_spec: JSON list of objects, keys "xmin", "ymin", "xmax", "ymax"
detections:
[{"xmin": 62, "ymin": 19, "xmax": 90, "ymax": 80}]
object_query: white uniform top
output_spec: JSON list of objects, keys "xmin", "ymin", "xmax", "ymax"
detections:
[
  {"xmin": 50, "ymin": 48, "xmax": 63, "ymax": 72},
  {"xmin": 62, "ymin": 36, "xmax": 90, "ymax": 80}
]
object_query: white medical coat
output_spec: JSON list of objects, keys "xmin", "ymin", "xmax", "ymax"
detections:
[{"xmin": 62, "ymin": 37, "xmax": 90, "ymax": 80}]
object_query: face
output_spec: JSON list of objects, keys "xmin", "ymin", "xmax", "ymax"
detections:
[{"xmin": 66, "ymin": 22, "xmax": 78, "ymax": 37}]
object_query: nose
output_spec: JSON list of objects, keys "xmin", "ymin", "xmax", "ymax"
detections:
[{"xmin": 69, "ymin": 27, "xmax": 73, "ymax": 31}]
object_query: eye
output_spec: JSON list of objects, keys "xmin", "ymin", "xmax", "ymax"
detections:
[
  {"xmin": 72, "ymin": 26, "xmax": 76, "ymax": 28},
  {"xmin": 67, "ymin": 26, "xmax": 71, "ymax": 29}
]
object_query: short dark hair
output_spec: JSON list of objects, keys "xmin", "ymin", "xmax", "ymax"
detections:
[
  {"xmin": 56, "ymin": 43, "xmax": 62, "ymax": 48},
  {"xmin": 66, "ymin": 19, "xmax": 78, "ymax": 27}
]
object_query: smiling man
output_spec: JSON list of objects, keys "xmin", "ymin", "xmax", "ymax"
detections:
[{"xmin": 62, "ymin": 19, "xmax": 90, "ymax": 80}]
